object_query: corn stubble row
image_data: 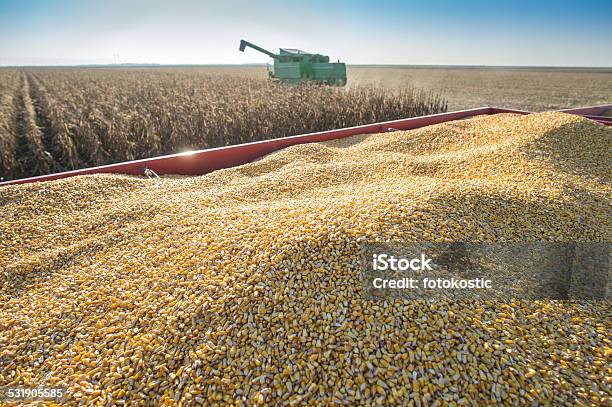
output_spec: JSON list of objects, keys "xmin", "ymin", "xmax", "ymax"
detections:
[
  {"xmin": 1, "ymin": 112, "xmax": 610, "ymax": 405},
  {"xmin": 0, "ymin": 68, "xmax": 447, "ymax": 181},
  {"xmin": 0, "ymin": 70, "xmax": 22, "ymax": 178}
]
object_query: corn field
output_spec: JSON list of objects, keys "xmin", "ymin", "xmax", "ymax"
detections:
[{"xmin": 0, "ymin": 68, "xmax": 447, "ymax": 181}]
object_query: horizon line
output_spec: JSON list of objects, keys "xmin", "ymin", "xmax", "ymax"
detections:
[{"xmin": 1, "ymin": 63, "xmax": 611, "ymax": 71}]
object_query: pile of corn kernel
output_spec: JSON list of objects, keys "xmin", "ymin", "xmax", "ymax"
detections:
[{"xmin": 0, "ymin": 112, "xmax": 610, "ymax": 406}]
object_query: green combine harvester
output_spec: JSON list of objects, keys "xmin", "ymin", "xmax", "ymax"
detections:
[{"xmin": 239, "ymin": 39, "xmax": 347, "ymax": 86}]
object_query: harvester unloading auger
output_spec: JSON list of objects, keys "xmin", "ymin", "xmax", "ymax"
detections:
[{"xmin": 239, "ymin": 39, "xmax": 347, "ymax": 86}]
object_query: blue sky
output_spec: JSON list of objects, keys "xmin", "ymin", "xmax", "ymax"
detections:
[{"xmin": 0, "ymin": 0, "xmax": 611, "ymax": 66}]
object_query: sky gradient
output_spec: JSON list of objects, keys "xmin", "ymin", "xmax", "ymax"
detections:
[{"xmin": 1, "ymin": 0, "xmax": 611, "ymax": 67}]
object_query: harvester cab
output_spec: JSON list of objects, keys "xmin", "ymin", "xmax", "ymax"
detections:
[{"xmin": 239, "ymin": 39, "xmax": 347, "ymax": 86}]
